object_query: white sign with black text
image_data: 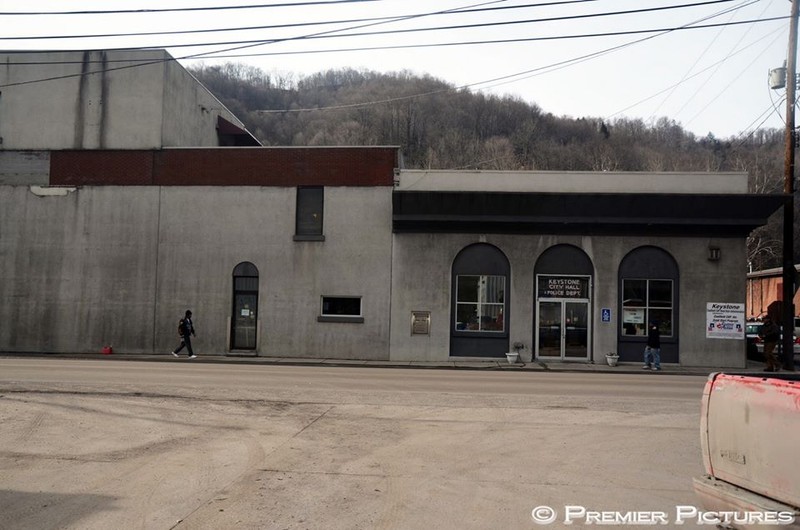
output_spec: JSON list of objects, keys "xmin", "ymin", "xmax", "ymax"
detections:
[{"xmin": 706, "ymin": 302, "xmax": 745, "ymax": 340}]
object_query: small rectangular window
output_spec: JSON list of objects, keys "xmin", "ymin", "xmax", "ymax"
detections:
[
  {"xmin": 318, "ymin": 296, "xmax": 364, "ymax": 323},
  {"xmin": 295, "ymin": 186, "xmax": 324, "ymax": 241}
]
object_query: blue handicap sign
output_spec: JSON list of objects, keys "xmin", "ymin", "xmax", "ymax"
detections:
[{"xmin": 601, "ymin": 308, "xmax": 611, "ymax": 322}]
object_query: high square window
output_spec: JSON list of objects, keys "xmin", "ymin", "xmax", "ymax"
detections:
[{"xmin": 294, "ymin": 186, "xmax": 324, "ymax": 241}]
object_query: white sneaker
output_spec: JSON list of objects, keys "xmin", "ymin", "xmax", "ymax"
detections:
[
  {"xmin": 189, "ymin": 355, "xmax": 197, "ymax": 359},
  {"xmin": 642, "ymin": 365, "xmax": 650, "ymax": 370},
  {"xmin": 171, "ymin": 352, "xmax": 178, "ymax": 357}
]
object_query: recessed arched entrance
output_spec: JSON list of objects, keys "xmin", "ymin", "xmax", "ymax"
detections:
[
  {"xmin": 231, "ymin": 262, "xmax": 259, "ymax": 351},
  {"xmin": 534, "ymin": 245, "xmax": 594, "ymax": 361},
  {"xmin": 617, "ymin": 246, "xmax": 679, "ymax": 363},
  {"xmin": 450, "ymin": 243, "xmax": 510, "ymax": 357}
]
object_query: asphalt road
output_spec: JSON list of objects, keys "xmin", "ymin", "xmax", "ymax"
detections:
[{"xmin": 0, "ymin": 359, "xmax": 709, "ymax": 529}]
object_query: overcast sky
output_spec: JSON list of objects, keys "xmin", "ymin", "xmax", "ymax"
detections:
[{"xmin": 0, "ymin": 0, "xmax": 795, "ymax": 139}]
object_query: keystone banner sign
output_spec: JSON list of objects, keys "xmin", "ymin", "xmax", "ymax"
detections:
[{"xmin": 706, "ymin": 302, "xmax": 745, "ymax": 340}]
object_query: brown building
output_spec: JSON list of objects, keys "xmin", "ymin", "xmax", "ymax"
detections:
[{"xmin": 746, "ymin": 265, "xmax": 800, "ymax": 320}]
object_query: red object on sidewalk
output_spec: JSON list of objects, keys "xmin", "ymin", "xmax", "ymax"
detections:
[{"xmin": 101, "ymin": 346, "xmax": 113, "ymax": 355}]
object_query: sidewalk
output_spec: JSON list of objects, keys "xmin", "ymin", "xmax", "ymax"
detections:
[{"xmin": 1, "ymin": 351, "xmax": 781, "ymax": 377}]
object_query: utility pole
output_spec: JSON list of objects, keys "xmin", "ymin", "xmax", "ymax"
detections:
[{"xmin": 782, "ymin": 0, "xmax": 798, "ymax": 371}]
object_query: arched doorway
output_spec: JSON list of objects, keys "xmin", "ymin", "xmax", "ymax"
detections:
[
  {"xmin": 231, "ymin": 262, "xmax": 259, "ymax": 351},
  {"xmin": 450, "ymin": 243, "xmax": 510, "ymax": 357},
  {"xmin": 618, "ymin": 246, "xmax": 679, "ymax": 363},
  {"xmin": 534, "ymin": 245, "xmax": 594, "ymax": 361}
]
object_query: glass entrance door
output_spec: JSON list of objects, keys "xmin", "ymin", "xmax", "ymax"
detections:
[
  {"xmin": 564, "ymin": 301, "xmax": 589, "ymax": 359},
  {"xmin": 538, "ymin": 302, "xmax": 562, "ymax": 357},
  {"xmin": 537, "ymin": 300, "xmax": 590, "ymax": 360}
]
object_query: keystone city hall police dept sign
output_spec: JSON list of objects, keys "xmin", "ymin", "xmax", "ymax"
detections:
[{"xmin": 537, "ymin": 276, "xmax": 590, "ymax": 299}]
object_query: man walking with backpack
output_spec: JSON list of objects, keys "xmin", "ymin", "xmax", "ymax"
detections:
[{"xmin": 171, "ymin": 310, "xmax": 197, "ymax": 359}]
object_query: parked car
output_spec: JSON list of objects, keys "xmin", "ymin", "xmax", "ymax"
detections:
[
  {"xmin": 745, "ymin": 320, "xmax": 800, "ymax": 360},
  {"xmin": 752, "ymin": 331, "xmax": 800, "ymax": 356}
]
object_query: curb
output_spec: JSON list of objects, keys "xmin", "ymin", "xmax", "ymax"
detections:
[{"xmin": 0, "ymin": 352, "xmax": 774, "ymax": 377}]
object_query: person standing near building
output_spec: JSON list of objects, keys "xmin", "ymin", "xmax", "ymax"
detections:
[
  {"xmin": 171, "ymin": 310, "xmax": 197, "ymax": 359},
  {"xmin": 643, "ymin": 321, "xmax": 661, "ymax": 371},
  {"xmin": 758, "ymin": 315, "xmax": 780, "ymax": 372}
]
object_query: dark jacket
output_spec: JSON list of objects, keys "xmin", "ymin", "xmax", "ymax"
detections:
[
  {"xmin": 647, "ymin": 325, "xmax": 661, "ymax": 348},
  {"xmin": 759, "ymin": 321, "xmax": 780, "ymax": 343},
  {"xmin": 179, "ymin": 317, "xmax": 195, "ymax": 338}
]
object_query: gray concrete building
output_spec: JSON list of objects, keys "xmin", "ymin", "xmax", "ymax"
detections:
[
  {"xmin": 0, "ymin": 49, "xmax": 258, "ymax": 184},
  {"xmin": 0, "ymin": 154, "xmax": 783, "ymax": 367},
  {"xmin": 0, "ymin": 50, "xmax": 785, "ymax": 368},
  {"xmin": 388, "ymin": 171, "xmax": 782, "ymax": 367},
  {"xmin": 0, "ymin": 147, "xmax": 398, "ymax": 359}
]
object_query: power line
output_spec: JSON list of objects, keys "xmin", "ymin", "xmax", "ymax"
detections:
[
  {"xmin": 0, "ymin": 0, "xmax": 389, "ymax": 16},
  {"xmin": 0, "ymin": 0, "xmax": 784, "ymax": 142},
  {"xmin": 646, "ymin": 0, "xmax": 752, "ymax": 122},
  {"xmin": 605, "ymin": 25, "xmax": 783, "ymax": 121},
  {"xmin": 0, "ymin": 0, "xmax": 728, "ymax": 44},
  {"xmin": 192, "ymin": 0, "xmax": 787, "ymax": 140},
  {"xmin": 0, "ymin": 15, "xmax": 783, "ymax": 87},
  {"xmin": 728, "ymin": 93, "xmax": 787, "ymax": 151},
  {"xmin": 0, "ymin": 0, "xmax": 762, "ymax": 72},
  {"xmin": 188, "ymin": 16, "xmax": 787, "ymax": 58},
  {"xmin": 0, "ymin": 0, "xmax": 506, "ymax": 76},
  {"xmin": 467, "ymin": 0, "xmax": 762, "ymax": 93},
  {"xmin": 683, "ymin": 30, "xmax": 784, "ymax": 130},
  {"xmin": 256, "ymin": 15, "xmax": 782, "ymax": 114},
  {"xmin": 0, "ymin": 0, "xmax": 512, "ymax": 84},
  {"xmin": 671, "ymin": 0, "xmax": 769, "ymax": 124},
  {"xmin": 0, "ymin": 1, "xmax": 603, "ymax": 42},
  {"xmin": 0, "ymin": 0, "xmax": 751, "ymax": 68}
]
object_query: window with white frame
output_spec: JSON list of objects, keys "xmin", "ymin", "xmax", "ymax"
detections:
[
  {"xmin": 318, "ymin": 296, "xmax": 363, "ymax": 323},
  {"xmin": 621, "ymin": 279, "xmax": 673, "ymax": 337},
  {"xmin": 455, "ymin": 275, "xmax": 505, "ymax": 332}
]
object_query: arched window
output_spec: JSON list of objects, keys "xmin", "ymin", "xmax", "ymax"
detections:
[
  {"xmin": 450, "ymin": 243, "xmax": 510, "ymax": 357},
  {"xmin": 233, "ymin": 262, "xmax": 259, "ymax": 281},
  {"xmin": 618, "ymin": 246, "xmax": 679, "ymax": 362},
  {"xmin": 619, "ymin": 247, "xmax": 678, "ymax": 337},
  {"xmin": 534, "ymin": 244, "xmax": 593, "ymax": 277}
]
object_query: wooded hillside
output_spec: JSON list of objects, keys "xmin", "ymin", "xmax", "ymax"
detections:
[{"xmin": 189, "ymin": 62, "xmax": 796, "ymax": 270}]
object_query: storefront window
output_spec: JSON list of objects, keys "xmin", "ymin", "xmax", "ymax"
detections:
[
  {"xmin": 622, "ymin": 279, "xmax": 673, "ymax": 337},
  {"xmin": 455, "ymin": 275, "xmax": 505, "ymax": 332}
]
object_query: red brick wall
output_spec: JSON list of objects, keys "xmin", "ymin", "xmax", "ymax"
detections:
[
  {"xmin": 51, "ymin": 147, "xmax": 398, "ymax": 186},
  {"xmin": 51, "ymin": 151, "xmax": 155, "ymax": 185}
]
